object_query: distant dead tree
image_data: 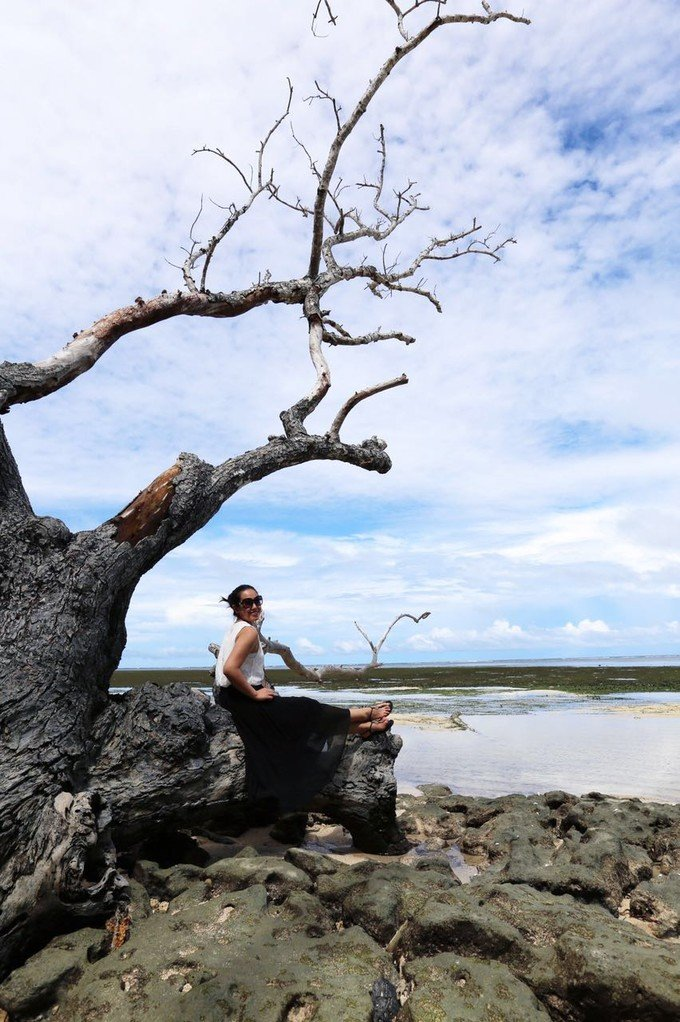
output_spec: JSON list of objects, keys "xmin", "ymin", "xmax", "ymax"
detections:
[
  {"xmin": 0, "ymin": 1, "xmax": 529, "ymax": 977},
  {"xmin": 262, "ymin": 611, "xmax": 432, "ymax": 682}
]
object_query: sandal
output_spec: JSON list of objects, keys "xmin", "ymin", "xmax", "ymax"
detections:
[{"xmin": 365, "ymin": 718, "xmax": 393, "ymax": 737}]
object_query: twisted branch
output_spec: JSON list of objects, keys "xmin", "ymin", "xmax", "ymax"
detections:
[
  {"xmin": 279, "ymin": 291, "xmax": 331, "ymax": 439},
  {"xmin": 317, "ymin": 219, "xmax": 516, "ymax": 313},
  {"xmin": 307, "ymin": 4, "xmax": 530, "ymax": 278},
  {"xmin": 354, "ymin": 611, "xmax": 432, "ymax": 661},
  {"xmin": 322, "ymin": 320, "xmax": 416, "ymax": 347},
  {"xmin": 329, "ymin": 374, "xmax": 408, "ymax": 440}
]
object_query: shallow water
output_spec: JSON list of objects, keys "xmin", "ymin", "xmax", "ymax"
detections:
[
  {"xmin": 395, "ymin": 715, "xmax": 679, "ymax": 802},
  {"xmin": 274, "ymin": 683, "xmax": 680, "ymax": 802}
]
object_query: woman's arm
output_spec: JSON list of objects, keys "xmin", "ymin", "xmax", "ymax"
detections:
[{"xmin": 224, "ymin": 627, "xmax": 275, "ymax": 701}]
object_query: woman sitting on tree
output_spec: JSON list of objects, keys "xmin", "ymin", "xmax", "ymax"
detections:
[{"xmin": 214, "ymin": 585, "xmax": 392, "ymax": 812}]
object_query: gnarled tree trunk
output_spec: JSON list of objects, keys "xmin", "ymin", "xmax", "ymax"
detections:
[{"xmin": 0, "ymin": 428, "xmax": 403, "ymax": 978}]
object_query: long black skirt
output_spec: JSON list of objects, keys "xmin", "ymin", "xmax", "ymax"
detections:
[{"xmin": 215, "ymin": 686, "xmax": 350, "ymax": 813}]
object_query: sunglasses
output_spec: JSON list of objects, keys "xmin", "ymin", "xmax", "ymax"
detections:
[{"xmin": 239, "ymin": 595, "xmax": 263, "ymax": 609}]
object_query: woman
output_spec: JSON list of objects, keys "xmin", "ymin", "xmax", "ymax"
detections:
[{"xmin": 214, "ymin": 585, "xmax": 392, "ymax": 813}]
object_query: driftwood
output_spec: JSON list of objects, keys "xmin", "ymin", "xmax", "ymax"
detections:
[
  {"xmin": 209, "ymin": 611, "xmax": 430, "ymax": 683},
  {"xmin": 262, "ymin": 612, "xmax": 431, "ymax": 683}
]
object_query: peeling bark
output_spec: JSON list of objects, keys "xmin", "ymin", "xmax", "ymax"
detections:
[{"xmin": 110, "ymin": 464, "xmax": 181, "ymax": 546}]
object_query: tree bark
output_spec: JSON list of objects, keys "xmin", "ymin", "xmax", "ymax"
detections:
[{"xmin": 0, "ymin": 430, "xmax": 402, "ymax": 977}]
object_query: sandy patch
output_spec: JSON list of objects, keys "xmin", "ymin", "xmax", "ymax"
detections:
[
  {"xmin": 591, "ymin": 703, "xmax": 680, "ymax": 717},
  {"xmin": 394, "ymin": 713, "xmax": 471, "ymax": 731}
]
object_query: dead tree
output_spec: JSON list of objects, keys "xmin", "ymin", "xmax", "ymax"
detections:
[
  {"xmin": 0, "ymin": 2, "xmax": 529, "ymax": 976},
  {"xmin": 260, "ymin": 612, "xmax": 431, "ymax": 683}
]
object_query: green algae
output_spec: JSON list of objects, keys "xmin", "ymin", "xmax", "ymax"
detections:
[{"xmin": 112, "ymin": 664, "xmax": 680, "ymax": 695}]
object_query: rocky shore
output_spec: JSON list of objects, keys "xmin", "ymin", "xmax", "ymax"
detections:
[{"xmin": 1, "ymin": 788, "xmax": 678, "ymax": 1021}]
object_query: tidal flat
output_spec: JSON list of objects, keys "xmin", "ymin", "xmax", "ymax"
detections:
[
  {"xmin": 113, "ymin": 662, "xmax": 680, "ymax": 695},
  {"xmin": 112, "ymin": 664, "xmax": 680, "ymax": 803}
]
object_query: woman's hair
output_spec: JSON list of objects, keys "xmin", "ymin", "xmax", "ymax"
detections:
[{"xmin": 221, "ymin": 585, "xmax": 257, "ymax": 612}]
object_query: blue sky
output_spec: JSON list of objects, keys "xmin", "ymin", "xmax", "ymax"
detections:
[{"xmin": 2, "ymin": 1, "xmax": 680, "ymax": 667}]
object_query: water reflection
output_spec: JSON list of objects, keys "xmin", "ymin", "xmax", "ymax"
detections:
[{"xmin": 396, "ymin": 714, "xmax": 679, "ymax": 802}]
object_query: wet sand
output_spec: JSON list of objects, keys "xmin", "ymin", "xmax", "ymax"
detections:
[{"xmin": 593, "ymin": 702, "xmax": 680, "ymax": 716}]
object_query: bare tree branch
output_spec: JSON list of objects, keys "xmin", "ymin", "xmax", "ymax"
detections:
[
  {"xmin": 307, "ymin": 5, "xmax": 530, "ymax": 278},
  {"xmin": 279, "ymin": 291, "xmax": 331, "ymax": 439},
  {"xmin": 100, "ymin": 429, "xmax": 394, "ymax": 571},
  {"xmin": 305, "ymin": 80, "xmax": 343, "ymax": 133},
  {"xmin": 318, "ymin": 129, "xmax": 427, "ymax": 276},
  {"xmin": 0, "ymin": 280, "xmax": 310, "ymax": 413},
  {"xmin": 313, "ymin": 219, "xmax": 516, "ymax": 315},
  {"xmin": 182, "ymin": 197, "xmax": 205, "ymax": 293},
  {"xmin": 311, "ymin": 0, "xmax": 339, "ymax": 36},
  {"xmin": 360, "ymin": 611, "xmax": 431, "ymax": 661},
  {"xmin": 329, "ymin": 374, "xmax": 408, "ymax": 440},
  {"xmin": 322, "ymin": 320, "xmax": 416, "ymax": 347},
  {"xmin": 183, "ymin": 80, "xmax": 294, "ymax": 292}
]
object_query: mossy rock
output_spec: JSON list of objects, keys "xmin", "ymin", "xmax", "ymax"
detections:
[
  {"xmin": 402, "ymin": 952, "xmax": 550, "ymax": 1021},
  {"xmin": 0, "ymin": 882, "xmax": 393, "ymax": 1022}
]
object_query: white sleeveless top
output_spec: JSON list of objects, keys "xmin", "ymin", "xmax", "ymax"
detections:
[{"xmin": 214, "ymin": 619, "xmax": 265, "ymax": 689}]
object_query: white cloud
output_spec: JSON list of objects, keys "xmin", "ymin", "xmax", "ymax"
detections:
[
  {"xmin": 562, "ymin": 619, "xmax": 611, "ymax": 637},
  {"xmin": 296, "ymin": 638, "xmax": 325, "ymax": 656}
]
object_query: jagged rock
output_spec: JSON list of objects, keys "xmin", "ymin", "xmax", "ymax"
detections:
[
  {"xmin": 233, "ymin": 844, "xmax": 261, "ymax": 858},
  {"xmin": 629, "ymin": 873, "xmax": 680, "ymax": 937},
  {"xmin": 2, "ymin": 793, "xmax": 678, "ymax": 1022},
  {"xmin": 411, "ymin": 852, "xmax": 453, "ymax": 874},
  {"xmin": 284, "ymin": 847, "xmax": 340, "ymax": 879},
  {"xmin": 268, "ymin": 890, "xmax": 334, "ymax": 939},
  {"xmin": 317, "ymin": 861, "xmax": 459, "ymax": 946},
  {"xmin": 416, "ymin": 784, "xmax": 452, "ymax": 798},
  {"xmin": 0, "ymin": 880, "xmax": 393, "ymax": 1022},
  {"xmin": 403, "ymin": 882, "xmax": 680, "ymax": 1022},
  {"xmin": 204, "ymin": 855, "xmax": 313, "ymax": 902},
  {"xmin": 397, "ymin": 801, "xmax": 461, "ymax": 843},
  {"xmin": 401, "ymin": 952, "xmax": 551, "ymax": 1021},
  {"xmin": 403, "ymin": 892, "xmax": 528, "ymax": 965},
  {"xmin": 0, "ymin": 945, "xmax": 85, "ymax": 1020},
  {"xmin": 648, "ymin": 820, "xmax": 680, "ymax": 872},
  {"xmin": 498, "ymin": 829, "xmax": 653, "ymax": 912},
  {"xmin": 132, "ymin": 860, "xmax": 205, "ymax": 900}
]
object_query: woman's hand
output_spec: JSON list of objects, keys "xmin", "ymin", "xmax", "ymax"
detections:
[{"xmin": 253, "ymin": 688, "xmax": 277, "ymax": 701}]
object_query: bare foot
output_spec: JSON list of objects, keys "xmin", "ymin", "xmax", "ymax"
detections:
[{"xmin": 354, "ymin": 717, "xmax": 393, "ymax": 739}]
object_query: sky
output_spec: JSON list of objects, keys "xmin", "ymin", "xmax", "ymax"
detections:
[{"xmin": 2, "ymin": 1, "xmax": 679, "ymax": 667}]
